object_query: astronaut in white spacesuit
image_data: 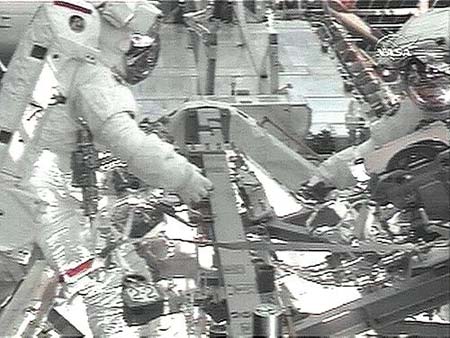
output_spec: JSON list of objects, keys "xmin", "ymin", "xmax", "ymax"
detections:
[
  {"xmin": 5, "ymin": 0, "xmax": 213, "ymax": 335},
  {"xmin": 301, "ymin": 7, "xmax": 450, "ymax": 196}
]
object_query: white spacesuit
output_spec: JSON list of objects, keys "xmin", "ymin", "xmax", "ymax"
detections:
[
  {"xmin": 308, "ymin": 8, "xmax": 450, "ymax": 190},
  {"xmin": 0, "ymin": 0, "xmax": 211, "ymax": 335},
  {"xmin": 81, "ymin": 1, "xmax": 211, "ymax": 203}
]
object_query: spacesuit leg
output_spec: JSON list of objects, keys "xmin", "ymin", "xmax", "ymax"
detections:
[
  {"xmin": 30, "ymin": 152, "xmax": 94, "ymax": 273},
  {"xmin": 30, "ymin": 152, "xmax": 154, "ymax": 335},
  {"xmin": 81, "ymin": 241, "xmax": 154, "ymax": 336},
  {"xmin": 81, "ymin": 267, "xmax": 140, "ymax": 336}
]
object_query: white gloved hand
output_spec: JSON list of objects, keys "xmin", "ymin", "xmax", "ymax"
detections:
[{"xmin": 177, "ymin": 165, "xmax": 213, "ymax": 204}]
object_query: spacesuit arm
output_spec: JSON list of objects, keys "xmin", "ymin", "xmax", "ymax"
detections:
[
  {"xmin": 75, "ymin": 82, "xmax": 210, "ymax": 201},
  {"xmin": 315, "ymin": 97, "xmax": 427, "ymax": 188},
  {"xmin": 99, "ymin": 112, "xmax": 198, "ymax": 191}
]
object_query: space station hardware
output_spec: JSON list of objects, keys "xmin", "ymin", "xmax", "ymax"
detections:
[
  {"xmin": 168, "ymin": 101, "xmax": 320, "ymax": 190},
  {"xmin": 253, "ymin": 303, "xmax": 283, "ymax": 337},
  {"xmin": 0, "ymin": 260, "xmax": 58, "ymax": 337},
  {"xmin": 305, "ymin": 128, "xmax": 337, "ymax": 155},
  {"xmin": 71, "ymin": 118, "xmax": 99, "ymax": 220},
  {"xmin": 239, "ymin": 0, "xmax": 267, "ymax": 23},
  {"xmin": 184, "ymin": 116, "xmax": 262, "ymax": 337},
  {"xmin": 122, "ymin": 274, "xmax": 165, "ymax": 326},
  {"xmin": 183, "ymin": 0, "xmax": 279, "ymax": 95},
  {"xmin": 183, "ymin": 2, "xmax": 219, "ymax": 95},
  {"xmin": 316, "ymin": 11, "xmax": 401, "ymax": 118},
  {"xmin": 231, "ymin": 155, "xmax": 274, "ymax": 224},
  {"xmin": 205, "ymin": 94, "xmax": 314, "ymax": 157},
  {"xmin": 368, "ymin": 123, "xmax": 450, "ymax": 221},
  {"xmin": 161, "ymin": 0, "xmax": 236, "ymax": 24},
  {"xmin": 0, "ymin": 1, "xmax": 449, "ymax": 337},
  {"xmin": 59, "ymin": 135, "xmax": 450, "ymax": 335},
  {"xmin": 272, "ymin": 0, "xmax": 304, "ymax": 20},
  {"xmin": 158, "ymin": 93, "xmax": 449, "ymax": 336}
]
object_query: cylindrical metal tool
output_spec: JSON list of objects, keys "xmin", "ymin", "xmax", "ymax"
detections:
[{"xmin": 252, "ymin": 303, "xmax": 283, "ymax": 337}]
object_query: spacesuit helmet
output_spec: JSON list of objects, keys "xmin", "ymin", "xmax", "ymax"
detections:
[
  {"xmin": 403, "ymin": 54, "xmax": 450, "ymax": 114},
  {"xmin": 96, "ymin": 0, "xmax": 162, "ymax": 85},
  {"xmin": 394, "ymin": 8, "xmax": 450, "ymax": 115}
]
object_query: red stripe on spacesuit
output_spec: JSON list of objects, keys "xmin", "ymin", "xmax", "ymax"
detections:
[
  {"xmin": 54, "ymin": 1, "xmax": 93, "ymax": 14},
  {"xmin": 64, "ymin": 259, "xmax": 94, "ymax": 278},
  {"xmin": 328, "ymin": 0, "xmax": 357, "ymax": 12}
]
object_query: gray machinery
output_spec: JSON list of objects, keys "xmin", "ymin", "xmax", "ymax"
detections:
[
  {"xmin": 183, "ymin": 0, "xmax": 279, "ymax": 96},
  {"xmin": 164, "ymin": 101, "xmax": 450, "ymax": 336}
]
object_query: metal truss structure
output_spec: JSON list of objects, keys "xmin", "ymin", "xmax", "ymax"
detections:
[{"xmin": 176, "ymin": 103, "xmax": 450, "ymax": 337}]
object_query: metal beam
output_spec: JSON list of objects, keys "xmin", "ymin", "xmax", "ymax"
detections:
[
  {"xmin": 377, "ymin": 321, "xmax": 450, "ymax": 337},
  {"xmin": 294, "ymin": 261, "xmax": 450, "ymax": 336},
  {"xmin": 212, "ymin": 236, "xmax": 419, "ymax": 255},
  {"xmin": 0, "ymin": 260, "xmax": 57, "ymax": 336},
  {"xmin": 193, "ymin": 110, "xmax": 260, "ymax": 336},
  {"xmin": 264, "ymin": 218, "xmax": 324, "ymax": 242},
  {"xmin": 47, "ymin": 308, "xmax": 84, "ymax": 337}
]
